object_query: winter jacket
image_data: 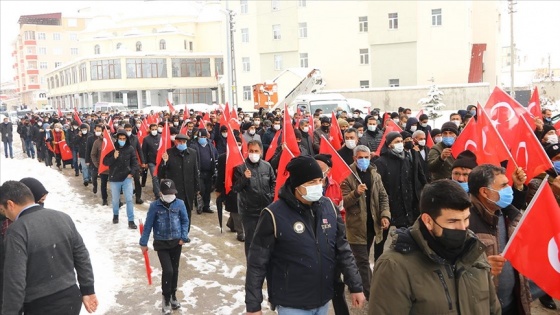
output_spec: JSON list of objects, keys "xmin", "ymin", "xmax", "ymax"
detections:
[
  {"xmin": 139, "ymin": 198, "xmax": 189, "ymax": 246},
  {"xmin": 261, "ymin": 128, "xmax": 278, "ymax": 155},
  {"xmin": 192, "ymin": 141, "xmax": 218, "ymax": 174},
  {"xmin": 141, "ymin": 133, "xmax": 160, "ymax": 164},
  {"xmin": 216, "ymin": 153, "xmax": 238, "ymax": 213},
  {"xmin": 245, "ymin": 183, "xmax": 363, "ymax": 312},
  {"xmin": 468, "ymin": 195, "xmax": 532, "ymax": 315},
  {"xmin": 299, "ymin": 129, "xmax": 314, "ymax": 156},
  {"xmin": 341, "ymin": 163, "xmax": 390, "ymax": 245},
  {"xmin": 242, "ymin": 131, "xmax": 261, "ymax": 145},
  {"xmin": 85, "ymin": 135, "xmax": 97, "ymax": 165},
  {"xmin": 527, "ymin": 172, "xmax": 560, "ymax": 206},
  {"xmin": 91, "ymin": 137, "xmax": 110, "ymax": 175},
  {"xmin": 158, "ymin": 146, "xmax": 200, "ymax": 211},
  {"xmin": 103, "ymin": 138, "xmax": 139, "ymax": 182},
  {"xmin": 232, "ymin": 158, "xmax": 275, "ymax": 217},
  {"xmin": 214, "ymin": 133, "xmax": 227, "ymax": 155},
  {"xmin": 359, "ymin": 128, "xmax": 383, "ymax": 154},
  {"xmin": 67, "ymin": 127, "xmax": 80, "ymax": 150},
  {"xmin": 128, "ymin": 134, "xmax": 145, "ymax": 165},
  {"xmin": 374, "ymin": 148, "xmax": 416, "ymax": 228},
  {"xmin": 369, "ymin": 218, "xmax": 501, "ymax": 315},
  {"xmin": 312, "ymin": 128, "xmax": 329, "ymax": 153},
  {"xmin": 17, "ymin": 123, "xmax": 33, "ymax": 141},
  {"xmin": 0, "ymin": 122, "xmax": 13, "ymax": 142},
  {"xmin": 50, "ymin": 130, "xmax": 66, "ymax": 154},
  {"xmin": 414, "ymin": 145, "xmax": 431, "ymax": 182},
  {"xmin": 76, "ymin": 128, "xmax": 90, "ymax": 159},
  {"xmin": 428, "ymin": 141, "xmax": 456, "ymax": 180}
]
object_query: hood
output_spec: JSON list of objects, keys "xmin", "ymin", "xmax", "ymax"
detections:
[{"xmin": 405, "ymin": 117, "xmax": 419, "ymax": 130}]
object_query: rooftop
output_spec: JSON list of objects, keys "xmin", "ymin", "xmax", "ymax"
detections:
[{"xmin": 18, "ymin": 13, "xmax": 62, "ymax": 26}]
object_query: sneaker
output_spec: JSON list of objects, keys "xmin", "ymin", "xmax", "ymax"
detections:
[
  {"xmin": 112, "ymin": 215, "xmax": 119, "ymax": 224},
  {"xmin": 75, "ymin": 173, "xmax": 79, "ymax": 177},
  {"xmin": 102, "ymin": 199, "xmax": 108, "ymax": 206},
  {"xmin": 93, "ymin": 186, "xmax": 97, "ymax": 194},
  {"xmin": 128, "ymin": 221, "xmax": 137, "ymax": 229},
  {"xmin": 170, "ymin": 294, "xmax": 181, "ymax": 310},
  {"xmin": 539, "ymin": 294, "xmax": 557, "ymax": 310},
  {"xmin": 135, "ymin": 198, "xmax": 144, "ymax": 204},
  {"xmin": 83, "ymin": 181, "xmax": 89, "ymax": 187},
  {"xmin": 161, "ymin": 296, "xmax": 172, "ymax": 315},
  {"xmin": 202, "ymin": 208, "xmax": 214, "ymax": 214},
  {"xmin": 185, "ymin": 237, "xmax": 191, "ymax": 243}
]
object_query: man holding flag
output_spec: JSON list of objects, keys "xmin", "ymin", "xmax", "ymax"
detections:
[{"xmin": 428, "ymin": 121, "xmax": 458, "ymax": 180}]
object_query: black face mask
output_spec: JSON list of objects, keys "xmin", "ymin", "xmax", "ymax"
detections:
[
  {"xmin": 404, "ymin": 141, "xmax": 414, "ymax": 150},
  {"xmin": 321, "ymin": 125, "xmax": 330, "ymax": 132},
  {"xmin": 420, "ymin": 219, "xmax": 467, "ymax": 263},
  {"xmin": 432, "ymin": 218, "xmax": 467, "ymax": 250}
]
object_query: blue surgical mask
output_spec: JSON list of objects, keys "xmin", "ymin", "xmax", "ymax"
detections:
[
  {"xmin": 198, "ymin": 138, "xmax": 208, "ymax": 146},
  {"xmin": 356, "ymin": 158, "xmax": 370, "ymax": 171},
  {"xmin": 454, "ymin": 180, "xmax": 469, "ymax": 193},
  {"xmin": 177, "ymin": 143, "xmax": 187, "ymax": 151},
  {"xmin": 442, "ymin": 136, "xmax": 455, "ymax": 147},
  {"xmin": 554, "ymin": 161, "xmax": 560, "ymax": 174},
  {"xmin": 118, "ymin": 140, "xmax": 126, "ymax": 147},
  {"xmin": 487, "ymin": 186, "xmax": 514, "ymax": 209}
]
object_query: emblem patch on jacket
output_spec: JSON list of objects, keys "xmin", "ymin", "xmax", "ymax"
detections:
[
  {"xmin": 293, "ymin": 222, "xmax": 305, "ymax": 234},
  {"xmin": 321, "ymin": 218, "xmax": 332, "ymax": 230}
]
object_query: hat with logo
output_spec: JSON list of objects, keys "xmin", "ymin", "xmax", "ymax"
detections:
[{"xmin": 160, "ymin": 179, "xmax": 178, "ymax": 195}]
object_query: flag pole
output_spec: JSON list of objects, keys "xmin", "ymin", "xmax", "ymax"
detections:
[{"xmin": 502, "ymin": 175, "xmax": 548, "ymax": 257}]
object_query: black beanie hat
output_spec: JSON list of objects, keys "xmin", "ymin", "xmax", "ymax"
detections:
[
  {"xmin": 452, "ymin": 150, "xmax": 478, "ymax": 170},
  {"xmin": 431, "ymin": 128, "xmax": 442, "ymax": 138},
  {"xmin": 314, "ymin": 154, "xmax": 333, "ymax": 168},
  {"xmin": 20, "ymin": 177, "xmax": 48, "ymax": 203},
  {"xmin": 287, "ymin": 156, "xmax": 323, "ymax": 188},
  {"xmin": 441, "ymin": 121, "xmax": 459, "ymax": 136},
  {"xmin": 400, "ymin": 131, "xmax": 412, "ymax": 140},
  {"xmin": 545, "ymin": 143, "xmax": 560, "ymax": 159},
  {"xmin": 385, "ymin": 131, "xmax": 402, "ymax": 147},
  {"xmin": 541, "ymin": 125, "xmax": 556, "ymax": 141}
]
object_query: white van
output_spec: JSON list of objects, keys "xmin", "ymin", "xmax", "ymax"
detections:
[
  {"xmin": 290, "ymin": 93, "xmax": 352, "ymax": 116},
  {"xmin": 93, "ymin": 102, "xmax": 128, "ymax": 113}
]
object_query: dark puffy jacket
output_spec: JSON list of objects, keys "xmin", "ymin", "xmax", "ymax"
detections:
[
  {"xmin": 76, "ymin": 130, "xmax": 89, "ymax": 159},
  {"xmin": 359, "ymin": 128, "xmax": 384, "ymax": 153},
  {"xmin": 232, "ymin": 158, "xmax": 275, "ymax": 217},
  {"xmin": 128, "ymin": 134, "xmax": 145, "ymax": 164},
  {"xmin": 142, "ymin": 133, "xmax": 160, "ymax": 164},
  {"xmin": 103, "ymin": 138, "xmax": 139, "ymax": 182},
  {"xmin": 245, "ymin": 183, "xmax": 362, "ymax": 312},
  {"xmin": 67, "ymin": 127, "xmax": 80, "ymax": 150},
  {"xmin": 158, "ymin": 146, "xmax": 200, "ymax": 210},
  {"xmin": 261, "ymin": 128, "xmax": 278, "ymax": 156},
  {"xmin": 0, "ymin": 122, "xmax": 13, "ymax": 142},
  {"xmin": 299, "ymin": 130, "xmax": 314, "ymax": 156}
]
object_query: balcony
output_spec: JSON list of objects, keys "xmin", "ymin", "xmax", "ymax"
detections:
[
  {"xmin": 25, "ymin": 55, "xmax": 37, "ymax": 60},
  {"xmin": 27, "ymin": 69, "xmax": 39, "ymax": 75},
  {"xmin": 24, "ymin": 40, "xmax": 36, "ymax": 45}
]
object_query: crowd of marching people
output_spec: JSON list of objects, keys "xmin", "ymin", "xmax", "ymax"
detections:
[{"xmin": 1, "ymin": 87, "xmax": 559, "ymax": 314}]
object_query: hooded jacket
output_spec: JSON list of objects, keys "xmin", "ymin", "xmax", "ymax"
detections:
[
  {"xmin": 232, "ymin": 158, "xmax": 275, "ymax": 217},
  {"xmin": 102, "ymin": 133, "xmax": 139, "ymax": 182},
  {"xmin": 369, "ymin": 218, "xmax": 501, "ymax": 315}
]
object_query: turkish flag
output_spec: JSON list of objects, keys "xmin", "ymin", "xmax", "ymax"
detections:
[
  {"xmin": 99, "ymin": 128, "xmax": 115, "ymax": 175},
  {"xmin": 283, "ymin": 104, "xmax": 300, "ymax": 156},
  {"xmin": 477, "ymin": 103, "xmax": 515, "ymax": 166},
  {"xmin": 58, "ymin": 140, "xmax": 73, "ymax": 161},
  {"xmin": 183, "ymin": 104, "xmax": 190, "ymax": 121},
  {"xmin": 375, "ymin": 125, "xmax": 397, "ymax": 156},
  {"xmin": 528, "ymin": 86, "xmax": 542, "ymax": 121},
  {"xmin": 319, "ymin": 135, "xmax": 352, "ymax": 184},
  {"xmin": 329, "ymin": 111, "xmax": 343, "ymax": 150},
  {"xmin": 223, "ymin": 102, "xmax": 231, "ymax": 123},
  {"xmin": 451, "ymin": 118, "xmax": 480, "ymax": 159},
  {"xmin": 265, "ymin": 130, "xmax": 281, "ymax": 161},
  {"xmin": 508, "ymin": 115, "xmax": 553, "ymax": 182},
  {"xmin": 167, "ymin": 99, "xmax": 176, "ymax": 115},
  {"xmin": 108, "ymin": 118, "xmax": 115, "ymax": 134},
  {"xmin": 416, "ymin": 109, "xmax": 424, "ymax": 120},
  {"xmin": 503, "ymin": 180, "xmax": 560, "ymax": 299},
  {"xmin": 425, "ymin": 131, "xmax": 434, "ymax": 149},
  {"xmin": 137, "ymin": 119, "xmax": 148, "ymax": 146},
  {"xmin": 229, "ymin": 117, "xmax": 240, "ymax": 132},
  {"xmin": 73, "ymin": 107, "xmax": 82, "ymax": 125},
  {"xmin": 386, "ymin": 119, "xmax": 402, "ymax": 131},
  {"xmin": 153, "ymin": 121, "xmax": 170, "ymax": 177},
  {"xmin": 307, "ymin": 114, "xmax": 314, "ymax": 141},
  {"xmin": 240, "ymin": 134, "xmax": 248, "ymax": 158},
  {"xmin": 225, "ymin": 125, "xmax": 245, "ymax": 194},
  {"xmin": 57, "ymin": 106, "xmax": 63, "ymax": 118},
  {"xmin": 231, "ymin": 106, "xmax": 238, "ymax": 120},
  {"xmin": 274, "ymin": 145, "xmax": 296, "ymax": 200}
]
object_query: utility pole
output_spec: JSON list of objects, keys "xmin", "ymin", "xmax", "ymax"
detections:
[
  {"xmin": 509, "ymin": 0, "xmax": 516, "ymax": 99},
  {"xmin": 225, "ymin": 1, "xmax": 237, "ymax": 108}
]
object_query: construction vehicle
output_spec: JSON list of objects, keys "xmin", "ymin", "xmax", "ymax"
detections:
[{"xmin": 252, "ymin": 68, "xmax": 325, "ymax": 110}]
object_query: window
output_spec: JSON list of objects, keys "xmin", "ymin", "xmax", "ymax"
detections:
[
  {"xmin": 274, "ymin": 54, "xmax": 283, "ymax": 70},
  {"xmin": 79, "ymin": 63, "xmax": 87, "ymax": 82},
  {"xmin": 54, "ymin": 62, "xmax": 62, "ymax": 68},
  {"xmin": 171, "ymin": 58, "xmax": 210, "ymax": 77},
  {"xmin": 243, "ymin": 86, "xmax": 251, "ymax": 101},
  {"xmin": 27, "ymin": 61, "xmax": 37, "ymax": 69},
  {"xmin": 272, "ymin": 24, "xmax": 281, "ymax": 40},
  {"xmin": 300, "ymin": 53, "xmax": 308, "ymax": 68},
  {"xmin": 136, "ymin": 41, "xmax": 142, "ymax": 51},
  {"xmin": 159, "ymin": 39, "xmax": 166, "ymax": 50},
  {"xmin": 127, "ymin": 58, "xmax": 167, "ymax": 78},
  {"xmin": 26, "ymin": 46, "xmax": 36, "ymax": 54},
  {"xmin": 53, "ymin": 47, "xmax": 62, "ymax": 55},
  {"xmin": 71, "ymin": 48, "xmax": 78, "ymax": 55},
  {"xmin": 69, "ymin": 33, "xmax": 78, "ymax": 41},
  {"xmin": 299, "ymin": 0, "xmax": 307, "ymax": 7},
  {"xmin": 38, "ymin": 47, "xmax": 47, "ymax": 55},
  {"xmin": 40, "ymin": 62, "xmax": 48, "ymax": 69},
  {"xmin": 24, "ymin": 31, "xmax": 35, "ymax": 40},
  {"xmin": 271, "ymin": 0, "xmax": 279, "ymax": 11},
  {"xmin": 389, "ymin": 13, "xmax": 398, "ymax": 29},
  {"xmin": 240, "ymin": 0, "xmax": 248, "ymax": 14},
  {"xmin": 360, "ymin": 80, "xmax": 369, "ymax": 88},
  {"xmin": 241, "ymin": 28, "xmax": 249, "ymax": 43},
  {"xmin": 91, "ymin": 59, "xmax": 122, "ymax": 80},
  {"xmin": 37, "ymin": 32, "xmax": 46, "ymax": 40},
  {"xmin": 185, "ymin": 88, "xmax": 212, "ymax": 104},
  {"xmin": 299, "ymin": 22, "xmax": 307, "ymax": 38},
  {"xmin": 359, "ymin": 49, "xmax": 369, "ymax": 65},
  {"xmin": 389, "ymin": 79, "xmax": 400, "ymax": 87},
  {"xmin": 189, "ymin": 41, "xmax": 193, "ymax": 52},
  {"xmin": 116, "ymin": 42, "xmax": 122, "ymax": 49},
  {"xmin": 242, "ymin": 57, "xmax": 250, "ymax": 72},
  {"xmin": 53, "ymin": 33, "xmax": 61, "ymax": 40},
  {"xmin": 359, "ymin": 16, "xmax": 368, "ymax": 32},
  {"xmin": 29, "ymin": 76, "xmax": 37, "ymax": 84},
  {"xmin": 432, "ymin": 9, "xmax": 442, "ymax": 26},
  {"xmin": 94, "ymin": 45, "xmax": 100, "ymax": 55},
  {"xmin": 40, "ymin": 79, "xmax": 45, "ymax": 86}
]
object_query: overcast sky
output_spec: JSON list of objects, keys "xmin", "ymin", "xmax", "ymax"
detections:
[{"xmin": 1, "ymin": 0, "xmax": 559, "ymax": 83}]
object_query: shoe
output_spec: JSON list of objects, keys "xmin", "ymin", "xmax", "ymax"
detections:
[
  {"xmin": 135, "ymin": 198, "xmax": 144, "ymax": 204},
  {"xmin": 128, "ymin": 221, "xmax": 137, "ymax": 229},
  {"xmin": 57, "ymin": 166, "xmax": 62, "ymax": 171},
  {"xmin": 93, "ymin": 186, "xmax": 97, "ymax": 194},
  {"xmin": 196, "ymin": 208, "xmax": 203, "ymax": 214},
  {"xmin": 237, "ymin": 235, "xmax": 245, "ymax": 242},
  {"xmin": 202, "ymin": 208, "xmax": 214, "ymax": 214},
  {"xmin": 75, "ymin": 173, "xmax": 79, "ymax": 177},
  {"xmin": 539, "ymin": 294, "xmax": 557, "ymax": 310},
  {"xmin": 102, "ymin": 199, "xmax": 108, "ymax": 206},
  {"xmin": 226, "ymin": 218, "xmax": 235, "ymax": 232},
  {"xmin": 162, "ymin": 296, "xmax": 172, "ymax": 315},
  {"xmin": 83, "ymin": 181, "xmax": 89, "ymax": 187},
  {"xmin": 170, "ymin": 294, "xmax": 181, "ymax": 310},
  {"xmin": 185, "ymin": 237, "xmax": 191, "ymax": 243},
  {"xmin": 112, "ymin": 215, "xmax": 119, "ymax": 224}
]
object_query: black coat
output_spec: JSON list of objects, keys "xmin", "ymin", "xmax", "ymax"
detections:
[
  {"xmin": 232, "ymin": 158, "xmax": 276, "ymax": 217},
  {"xmin": 141, "ymin": 134, "xmax": 160, "ymax": 164},
  {"xmin": 128, "ymin": 134, "xmax": 145, "ymax": 164},
  {"xmin": 85, "ymin": 135, "xmax": 99, "ymax": 164},
  {"xmin": 158, "ymin": 147, "xmax": 200, "ymax": 210},
  {"xmin": 0, "ymin": 122, "xmax": 13, "ymax": 142},
  {"xmin": 67, "ymin": 128, "xmax": 80, "ymax": 150},
  {"xmin": 76, "ymin": 132, "xmax": 89, "ymax": 159},
  {"xmin": 216, "ymin": 153, "xmax": 238, "ymax": 213},
  {"xmin": 103, "ymin": 139, "xmax": 140, "ymax": 182},
  {"xmin": 299, "ymin": 130, "xmax": 314, "ymax": 156}
]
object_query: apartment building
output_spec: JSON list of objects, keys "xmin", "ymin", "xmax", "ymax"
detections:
[{"xmin": 11, "ymin": 13, "xmax": 87, "ymax": 109}]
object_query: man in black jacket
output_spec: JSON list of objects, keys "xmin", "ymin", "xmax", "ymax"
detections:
[
  {"xmin": 245, "ymin": 156, "xmax": 365, "ymax": 314},
  {"xmin": 192, "ymin": 129, "xmax": 218, "ymax": 214},
  {"xmin": 142, "ymin": 123, "xmax": 161, "ymax": 198},
  {"xmin": 124, "ymin": 123, "xmax": 145, "ymax": 204},
  {"xmin": 67, "ymin": 120, "xmax": 80, "ymax": 176},
  {"xmin": 1, "ymin": 116, "xmax": 14, "ymax": 159},
  {"xmin": 76, "ymin": 124, "xmax": 92, "ymax": 186},
  {"xmin": 298, "ymin": 119, "xmax": 314, "ymax": 156},
  {"xmin": 103, "ymin": 129, "xmax": 139, "ymax": 229}
]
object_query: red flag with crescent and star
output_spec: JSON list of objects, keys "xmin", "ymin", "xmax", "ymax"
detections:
[{"xmin": 98, "ymin": 128, "xmax": 115, "ymax": 175}]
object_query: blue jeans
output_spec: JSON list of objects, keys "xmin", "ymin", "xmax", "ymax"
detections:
[
  {"xmin": 110, "ymin": 177, "xmax": 134, "ymax": 221},
  {"xmin": 79, "ymin": 157, "xmax": 91, "ymax": 182},
  {"xmin": 277, "ymin": 303, "xmax": 329, "ymax": 315},
  {"xmin": 24, "ymin": 139, "xmax": 35, "ymax": 158},
  {"xmin": 3, "ymin": 139, "xmax": 13, "ymax": 158},
  {"xmin": 72, "ymin": 149, "xmax": 79, "ymax": 174},
  {"xmin": 148, "ymin": 162, "xmax": 160, "ymax": 196}
]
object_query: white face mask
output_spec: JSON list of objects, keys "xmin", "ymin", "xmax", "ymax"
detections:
[
  {"xmin": 421, "ymin": 123, "xmax": 428, "ymax": 128},
  {"xmin": 452, "ymin": 120, "xmax": 461, "ymax": 127},
  {"xmin": 170, "ymin": 135, "xmax": 176, "ymax": 141},
  {"xmin": 95, "ymin": 131, "xmax": 102, "ymax": 137},
  {"xmin": 302, "ymin": 126, "xmax": 309, "ymax": 133},
  {"xmin": 435, "ymin": 136, "xmax": 443, "ymax": 143},
  {"xmin": 126, "ymin": 131, "xmax": 132, "ymax": 136},
  {"xmin": 353, "ymin": 114, "xmax": 359, "ymax": 118},
  {"xmin": 345, "ymin": 139, "xmax": 357, "ymax": 149},
  {"xmin": 254, "ymin": 120, "xmax": 261, "ymax": 126},
  {"xmin": 238, "ymin": 145, "xmax": 242, "ymax": 151},
  {"xmin": 367, "ymin": 125, "xmax": 376, "ymax": 132},
  {"xmin": 249, "ymin": 153, "xmax": 260, "ymax": 163},
  {"xmin": 136, "ymin": 124, "xmax": 142, "ymax": 128},
  {"xmin": 161, "ymin": 194, "xmax": 176, "ymax": 203},
  {"xmin": 547, "ymin": 135, "xmax": 559, "ymax": 144},
  {"xmin": 249, "ymin": 129, "xmax": 256, "ymax": 135},
  {"xmin": 417, "ymin": 140, "xmax": 426, "ymax": 147},
  {"xmin": 157, "ymin": 127, "xmax": 163, "ymax": 133},
  {"xmin": 244, "ymin": 117, "xmax": 251, "ymax": 122},
  {"xmin": 358, "ymin": 132, "xmax": 364, "ymax": 138},
  {"xmin": 273, "ymin": 125, "xmax": 281, "ymax": 131},
  {"xmin": 81, "ymin": 129, "xmax": 88, "ymax": 134},
  {"xmin": 173, "ymin": 122, "xmax": 179, "ymax": 126},
  {"xmin": 392, "ymin": 119, "xmax": 399, "ymax": 124},
  {"xmin": 410, "ymin": 126, "xmax": 417, "ymax": 132},
  {"xmin": 55, "ymin": 127, "xmax": 61, "ymax": 132},
  {"xmin": 392, "ymin": 142, "xmax": 404, "ymax": 153},
  {"xmin": 298, "ymin": 184, "xmax": 323, "ymax": 202},
  {"xmin": 222, "ymin": 132, "xmax": 228, "ymax": 138},
  {"xmin": 151, "ymin": 130, "xmax": 158, "ymax": 136}
]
